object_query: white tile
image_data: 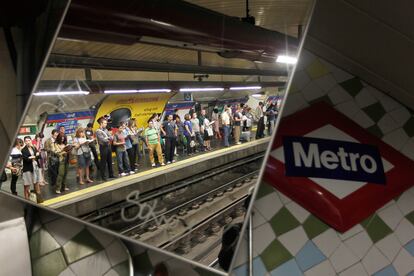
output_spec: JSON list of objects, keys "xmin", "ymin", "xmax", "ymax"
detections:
[
  {"xmin": 361, "ymin": 246, "xmax": 389, "ymax": 275},
  {"xmin": 401, "ymin": 138, "xmax": 414, "ymax": 161},
  {"xmin": 254, "ymin": 192, "xmax": 283, "ymax": 221},
  {"xmin": 382, "ymin": 128, "xmax": 410, "ymax": 151},
  {"xmin": 329, "ymin": 66, "xmax": 353, "ymax": 83},
  {"xmin": 389, "ymin": 107, "xmax": 411, "ymax": 127},
  {"xmin": 335, "ymin": 100, "xmax": 360, "ymax": 120},
  {"xmin": 103, "ymin": 269, "xmax": 118, "ymax": 276},
  {"xmin": 285, "ymin": 201, "xmax": 310, "ymax": 223},
  {"xmin": 378, "ymin": 203, "xmax": 404, "ymax": 230},
  {"xmin": 355, "ymin": 87, "xmax": 377, "ymax": 108},
  {"xmin": 378, "ymin": 94, "xmax": 401, "ymax": 112},
  {"xmin": 301, "ymin": 81, "xmax": 326, "ymax": 102},
  {"xmin": 296, "ymin": 50, "xmax": 316, "ymax": 71},
  {"xmin": 344, "ymin": 231, "xmax": 373, "ymax": 259},
  {"xmin": 339, "ymin": 224, "xmax": 364, "ymax": 241},
  {"xmin": 351, "ymin": 110, "xmax": 375, "ymax": 128},
  {"xmin": 394, "ymin": 218, "xmax": 414, "ymax": 245},
  {"xmin": 339, "ymin": 263, "xmax": 368, "ymax": 276},
  {"xmin": 312, "ymin": 229, "xmax": 341, "ymax": 257},
  {"xmin": 87, "ymin": 227, "xmax": 115, "ymax": 248},
  {"xmin": 253, "ymin": 223, "xmax": 276, "ymax": 254},
  {"xmin": 252, "ymin": 207, "xmax": 267, "ymax": 228},
  {"xmin": 304, "ymin": 260, "xmax": 336, "ymax": 276},
  {"xmin": 377, "ymin": 200, "xmax": 395, "ymax": 212},
  {"xmin": 70, "ymin": 250, "xmax": 111, "ymax": 276},
  {"xmin": 281, "ymin": 92, "xmax": 310, "ymax": 117},
  {"xmin": 44, "ymin": 217, "xmax": 84, "ymax": 246},
  {"xmin": 377, "ymin": 114, "xmax": 399, "ymax": 135},
  {"xmin": 314, "ymin": 74, "xmax": 337, "ymax": 92},
  {"xmin": 278, "ymin": 226, "xmax": 308, "ymax": 255},
  {"xmin": 392, "ymin": 248, "xmax": 414, "ymax": 276},
  {"xmin": 396, "ymin": 190, "xmax": 414, "ymax": 216},
  {"xmin": 292, "ymin": 70, "xmax": 311, "ymax": 91},
  {"xmin": 330, "ymin": 243, "xmax": 360, "ymax": 273},
  {"xmin": 59, "ymin": 267, "xmax": 76, "ymax": 276},
  {"xmin": 328, "ymin": 85, "xmax": 353, "ymax": 105},
  {"xmin": 375, "ymin": 233, "xmax": 402, "ymax": 262},
  {"xmin": 105, "ymin": 240, "xmax": 128, "ymax": 267},
  {"xmin": 277, "ymin": 191, "xmax": 292, "ymax": 204},
  {"xmin": 232, "ymin": 236, "xmax": 252, "ymax": 268}
]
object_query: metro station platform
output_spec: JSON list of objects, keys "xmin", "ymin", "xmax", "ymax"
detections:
[{"xmin": 37, "ymin": 137, "xmax": 270, "ymax": 217}]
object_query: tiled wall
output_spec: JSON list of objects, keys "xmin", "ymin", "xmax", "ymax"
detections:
[
  {"xmin": 232, "ymin": 50, "xmax": 414, "ymax": 276},
  {"xmin": 30, "ymin": 208, "xmax": 221, "ymax": 276},
  {"xmin": 30, "ymin": 211, "xmax": 131, "ymax": 276}
]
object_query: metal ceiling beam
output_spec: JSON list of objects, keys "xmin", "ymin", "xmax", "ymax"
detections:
[
  {"xmin": 47, "ymin": 54, "xmax": 288, "ymax": 77},
  {"xmin": 37, "ymin": 80, "xmax": 285, "ymax": 92}
]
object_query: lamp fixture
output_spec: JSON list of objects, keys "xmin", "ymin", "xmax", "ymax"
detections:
[
  {"xmin": 104, "ymin": 89, "xmax": 171, "ymax": 94},
  {"xmin": 33, "ymin": 91, "xmax": 90, "ymax": 96},
  {"xmin": 276, "ymin": 55, "xmax": 297, "ymax": 64},
  {"xmin": 229, "ymin": 86, "xmax": 262, "ymax": 90},
  {"xmin": 179, "ymin": 87, "xmax": 224, "ymax": 92},
  {"xmin": 252, "ymin": 94, "xmax": 263, "ymax": 98}
]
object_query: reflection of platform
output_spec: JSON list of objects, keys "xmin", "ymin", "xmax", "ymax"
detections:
[{"xmin": 44, "ymin": 138, "xmax": 270, "ymax": 217}]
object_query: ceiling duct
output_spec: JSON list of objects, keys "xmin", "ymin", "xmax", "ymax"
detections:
[{"xmin": 60, "ymin": 0, "xmax": 298, "ymax": 60}]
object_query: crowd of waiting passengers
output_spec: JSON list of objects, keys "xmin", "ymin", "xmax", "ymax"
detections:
[{"xmin": 1, "ymin": 102, "xmax": 278, "ymax": 202}]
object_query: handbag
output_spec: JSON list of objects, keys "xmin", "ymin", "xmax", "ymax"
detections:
[{"xmin": 1, "ymin": 171, "xmax": 7, "ymax": 182}]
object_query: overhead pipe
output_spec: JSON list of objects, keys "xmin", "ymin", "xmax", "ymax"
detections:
[
  {"xmin": 60, "ymin": 0, "xmax": 298, "ymax": 60},
  {"xmin": 37, "ymin": 80, "xmax": 285, "ymax": 93},
  {"xmin": 47, "ymin": 54, "xmax": 288, "ymax": 76}
]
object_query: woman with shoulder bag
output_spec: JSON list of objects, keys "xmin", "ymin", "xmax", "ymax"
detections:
[
  {"xmin": 21, "ymin": 136, "xmax": 43, "ymax": 202},
  {"xmin": 74, "ymin": 127, "xmax": 93, "ymax": 185}
]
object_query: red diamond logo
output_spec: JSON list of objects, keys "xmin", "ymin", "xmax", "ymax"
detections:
[{"xmin": 264, "ymin": 102, "xmax": 414, "ymax": 232}]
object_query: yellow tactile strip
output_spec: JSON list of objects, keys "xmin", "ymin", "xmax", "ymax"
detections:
[{"xmin": 42, "ymin": 138, "xmax": 270, "ymax": 207}]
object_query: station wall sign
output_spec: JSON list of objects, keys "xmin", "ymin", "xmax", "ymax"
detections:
[{"xmin": 265, "ymin": 102, "xmax": 414, "ymax": 232}]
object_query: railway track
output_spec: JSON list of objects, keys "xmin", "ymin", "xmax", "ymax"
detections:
[{"xmin": 81, "ymin": 153, "xmax": 263, "ymax": 261}]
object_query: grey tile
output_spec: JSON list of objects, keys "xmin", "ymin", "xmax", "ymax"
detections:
[
  {"xmin": 30, "ymin": 228, "xmax": 61, "ymax": 259},
  {"xmin": 62, "ymin": 229, "xmax": 104, "ymax": 264},
  {"xmin": 70, "ymin": 250, "xmax": 111, "ymax": 276},
  {"xmin": 32, "ymin": 249, "xmax": 67, "ymax": 276}
]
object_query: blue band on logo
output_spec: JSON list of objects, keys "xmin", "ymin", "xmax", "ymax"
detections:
[{"xmin": 283, "ymin": 136, "xmax": 386, "ymax": 184}]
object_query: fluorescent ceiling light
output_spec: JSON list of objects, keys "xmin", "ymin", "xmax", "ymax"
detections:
[
  {"xmin": 230, "ymin": 86, "xmax": 262, "ymax": 90},
  {"xmin": 180, "ymin": 88, "xmax": 224, "ymax": 92},
  {"xmin": 104, "ymin": 90, "xmax": 138, "ymax": 94},
  {"xmin": 252, "ymin": 94, "xmax": 263, "ymax": 98},
  {"xmin": 104, "ymin": 89, "xmax": 171, "ymax": 94},
  {"xmin": 33, "ymin": 91, "xmax": 89, "ymax": 96},
  {"xmin": 276, "ymin": 55, "xmax": 298, "ymax": 64},
  {"xmin": 137, "ymin": 89, "xmax": 171, "ymax": 93}
]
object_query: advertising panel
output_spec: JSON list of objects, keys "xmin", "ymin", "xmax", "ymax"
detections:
[{"xmin": 93, "ymin": 93, "xmax": 172, "ymax": 129}]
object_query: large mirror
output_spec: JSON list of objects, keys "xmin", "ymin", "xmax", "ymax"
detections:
[{"xmin": 1, "ymin": 0, "xmax": 314, "ymax": 273}]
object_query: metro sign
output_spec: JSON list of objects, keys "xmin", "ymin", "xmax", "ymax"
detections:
[{"xmin": 265, "ymin": 102, "xmax": 414, "ymax": 232}]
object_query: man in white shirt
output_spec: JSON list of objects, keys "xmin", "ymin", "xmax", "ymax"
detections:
[{"xmin": 221, "ymin": 107, "xmax": 231, "ymax": 147}]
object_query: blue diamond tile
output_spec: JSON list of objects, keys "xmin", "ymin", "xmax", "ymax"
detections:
[
  {"xmin": 253, "ymin": 257, "xmax": 267, "ymax": 276},
  {"xmin": 373, "ymin": 265, "xmax": 399, "ymax": 276},
  {"xmin": 404, "ymin": 239, "xmax": 414, "ymax": 257},
  {"xmin": 295, "ymin": 241, "xmax": 326, "ymax": 271},
  {"xmin": 270, "ymin": 259, "xmax": 303, "ymax": 276},
  {"xmin": 233, "ymin": 264, "xmax": 248, "ymax": 276}
]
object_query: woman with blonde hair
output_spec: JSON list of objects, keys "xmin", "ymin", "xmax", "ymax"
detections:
[{"xmin": 74, "ymin": 127, "xmax": 93, "ymax": 185}]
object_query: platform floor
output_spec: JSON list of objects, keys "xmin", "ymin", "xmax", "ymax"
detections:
[{"xmin": 1, "ymin": 134, "xmax": 271, "ymax": 206}]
